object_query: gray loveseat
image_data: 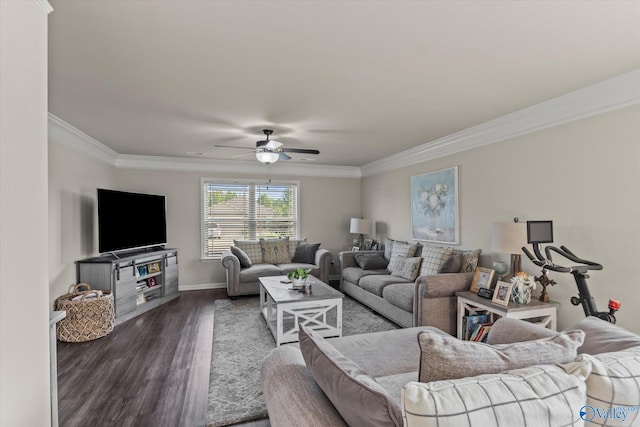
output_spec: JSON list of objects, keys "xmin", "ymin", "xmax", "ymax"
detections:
[
  {"xmin": 262, "ymin": 316, "xmax": 640, "ymax": 427},
  {"xmin": 339, "ymin": 240, "xmax": 480, "ymax": 331},
  {"xmin": 221, "ymin": 238, "xmax": 332, "ymax": 298}
]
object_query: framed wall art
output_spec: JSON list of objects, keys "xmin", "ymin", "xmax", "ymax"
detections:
[{"xmin": 411, "ymin": 166, "xmax": 459, "ymax": 244}]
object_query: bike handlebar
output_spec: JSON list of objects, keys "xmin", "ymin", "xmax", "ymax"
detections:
[{"xmin": 522, "ymin": 244, "xmax": 602, "ymax": 274}]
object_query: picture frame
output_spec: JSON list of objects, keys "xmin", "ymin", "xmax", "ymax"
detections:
[
  {"xmin": 411, "ymin": 166, "xmax": 459, "ymax": 244},
  {"xmin": 351, "ymin": 246, "xmax": 360, "ymax": 251},
  {"xmin": 470, "ymin": 267, "xmax": 497, "ymax": 293},
  {"xmin": 492, "ymin": 281, "xmax": 513, "ymax": 306},
  {"xmin": 363, "ymin": 239, "xmax": 373, "ymax": 250}
]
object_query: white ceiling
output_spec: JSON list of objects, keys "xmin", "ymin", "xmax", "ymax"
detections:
[{"xmin": 48, "ymin": 1, "xmax": 640, "ymax": 167}]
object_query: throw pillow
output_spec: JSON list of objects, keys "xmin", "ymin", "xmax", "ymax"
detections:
[
  {"xmin": 579, "ymin": 351, "xmax": 640, "ymax": 426},
  {"xmin": 454, "ymin": 249, "xmax": 482, "ymax": 272},
  {"xmin": 417, "ymin": 329, "xmax": 585, "ymax": 383},
  {"xmin": 571, "ymin": 315, "xmax": 640, "ymax": 355},
  {"xmin": 233, "ymin": 239, "xmax": 263, "ymax": 264},
  {"xmin": 230, "ymin": 245, "xmax": 252, "ymax": 268},
  {"xmin": 354, "ymin": 252, "xmax": 389, "ymax": 270},
  {"xmin": 298, "ymin": 325, "xmax": 403, "ymax": 427},
  {"xmin": 442, "ymin": 252, "xmax": 462, "ymax": 273},
  {"xmin": 486, "ymin": 317, "xmax": 560, "ymax": 345},
  {"xmin": 402, "ymin": 361, "xmax": 591, "ymax": 427},
  {"xmin": 288, "ymin": 238, "xmax": 306, "ymax": 258},
  {"xmin": 260, "ymin": 238, "xmax": 291, "ymax": 264},
  {"xmin": 384, "ymin": 238, "xmax": 408, "ymax": 261},
  {"xmin": 387, "ymin": 241, "xmax": 419, "ymax": 273},
  {"xmin": 391, "ymin": 256, "xmax": 422, "ymax": 281},
  {"xmin": 418, "ymin": 246, "xmax": 453, "ymax": 276},
  {"xmin": 291, "ymin": 242, "xmax": 321, "ymax": 264}
]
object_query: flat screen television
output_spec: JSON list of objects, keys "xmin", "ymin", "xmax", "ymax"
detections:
[{"xmin": 97, "ymin": 188, "xmax": 167, "ymax": 254}]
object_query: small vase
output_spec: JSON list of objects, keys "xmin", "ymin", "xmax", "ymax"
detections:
[{"xmin": 512, "ymin": 285, "xmax": 531, "ymax": 304}]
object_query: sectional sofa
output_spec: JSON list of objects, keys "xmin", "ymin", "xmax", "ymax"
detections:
[
  {"xmin": 261, "ymin": 316, "xmax": 640, "ymax": 427},
  {"xmin": 339, "ymin": 239, "xmax": 480, "ymax": 331}
]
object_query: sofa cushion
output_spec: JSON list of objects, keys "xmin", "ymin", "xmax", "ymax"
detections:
[
  {"xmin": 572, "ymin": 315, "xmax": 640, "ymax": 355},
  {"xmin": 403, "ymin": 361, "xmax": 590, "ymax": 427},
  {"xmin": 233, "ymin": 239, "xmax": 263, "ymax": 264},
  {"xmin": 418, "ymin": 329, "xmax": 585, "ymax": 383},
  {"xmin": 486, "ymin": 317, "xmax": 560, "ymax": 345},
  {"xmin": 387, "ymin": 241, "xmax": 419, "ymax": 273},
  {"xmin": 354, "ymin": 252, "xmax": 389, "ymax": 270},
  {"xmin": 580, "ymin": 350, "xmax": 640, "ymax": 426},
  {"xmin": 382, "ymin": 283, "xmax": 415, "ymax": 312},
  {"xmin": 238, "ymin": 263, "xmax": 282, "ymax": 282},
  {"xmin": 230, "ymin": 245, "xmax": 252, "ymax": 268},
  {"xmin": 298, "ymin": 325, "xmax": 403, "ymax": 427},
  {"xmin": 292, "ymin": 242, "xmax": 320, "ymax": 264},
  {"xmin": 360, "ymin": 275, "xmax": 412, "ymax": 297},
  {"xmin": 260, "ymin": 238, "xmax": 291, "ymax": 264},
  {"xmin": 391, "ymin": 256, "xmax": 422, "ymax": 281},
  {"xmin": 342, "ymin": 267, "xmax": 389, "ymax": 285},
  {"xmin": 418, "ymin": 246, "xmax": 452, "ymax": 276},
  {"xmin": 454, "ymin": 248, "xmax": 481, "ymax": 272}
]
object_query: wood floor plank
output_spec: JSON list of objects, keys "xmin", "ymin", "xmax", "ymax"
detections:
[{"xmin": 55, "ymin": 289, "xmax": 262, "ymax": 427}]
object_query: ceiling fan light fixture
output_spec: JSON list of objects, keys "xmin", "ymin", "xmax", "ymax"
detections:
[{"xmin": 256, "ymin": 151, "xmax": 279, "ymax": 164}]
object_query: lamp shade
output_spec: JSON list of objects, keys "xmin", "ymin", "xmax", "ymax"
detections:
[
  {"xmin": 350, "ymin": 218, "xmax": 371, "ymax": 235},
  {"xmin": 491, "ymin": 222, "xmax": 527, "ymax": 255},
  {"xmin": 256, "ymin": 151, "xmax": 279, "ymax": 164}
]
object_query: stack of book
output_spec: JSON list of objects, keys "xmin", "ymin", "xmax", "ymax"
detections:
[{"xmin": 463, "ymin": 314, "xmax": 494, "ymax": 342}]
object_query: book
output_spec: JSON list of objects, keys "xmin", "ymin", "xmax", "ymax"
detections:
[{"xmin": 464, "ymin": 314, "xmax": 489, "ymax": 340}]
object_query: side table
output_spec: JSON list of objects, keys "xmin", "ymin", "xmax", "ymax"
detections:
[{"xmin": 456, "ymin": 290, "xmax": 558, "ymax": 340}]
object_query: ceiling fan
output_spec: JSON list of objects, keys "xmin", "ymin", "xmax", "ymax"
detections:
[{"xmin": 215, "ymin": 129, "xmax": 320, "ymax": 164}]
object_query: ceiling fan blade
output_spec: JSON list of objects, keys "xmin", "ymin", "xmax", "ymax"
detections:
[
  {"xmin": 278, "ymin": 152, "xmax": 291, "ymax": 161},
  {"xmin": 232, "ymin": 151, "xmax": 255, "ymax": 158},
  {"xmin": 214, "ymin": 144, "xmax": 254, "ymax": 150},
  {"xmin": 280, "ymin": 148, "xmax": 320, "ymax": 155}
]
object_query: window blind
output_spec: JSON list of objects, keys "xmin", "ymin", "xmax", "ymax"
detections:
[{"xmin": 202, "ymin": 180, "xmax": 298, "ymax": 259}]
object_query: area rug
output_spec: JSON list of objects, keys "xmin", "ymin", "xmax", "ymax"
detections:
[{"xmin": 206, "ymin": 295, "xmax": 400, "ymax": 426}]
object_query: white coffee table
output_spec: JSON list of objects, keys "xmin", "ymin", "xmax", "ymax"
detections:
[{"xmin": 259, "ymin": 275, "xmax": 344, "ymax": 346}]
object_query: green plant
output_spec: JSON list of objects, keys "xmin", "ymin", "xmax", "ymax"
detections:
[{"xmin": 287, "ymin": 268, "xmax": 311, "ymax": 281}]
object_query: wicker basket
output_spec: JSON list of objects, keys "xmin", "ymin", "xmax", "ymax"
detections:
[{"xmin": 55, "ymin": 283, "xmax": 115, "ymax": 342}]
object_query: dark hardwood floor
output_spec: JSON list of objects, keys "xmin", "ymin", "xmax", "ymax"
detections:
[{"xmin": 57, "ymin": 289, "xmax": 270, "ymax": 427}]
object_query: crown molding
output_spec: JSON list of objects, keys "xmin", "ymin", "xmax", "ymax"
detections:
[
  {"xmin": 361, "ymin": 69, "xmax": 640, "ymax": 177},
  {"xmin": 36, "ymin": 0, "xmax": 53, "ymax": 14},
  {"xmin": 48, "ymin": 113, "xmax": 119, "ymax": 165},
  {"xmin": 115, "ymin": 155, "xmax": 361, "ymax": 178}
]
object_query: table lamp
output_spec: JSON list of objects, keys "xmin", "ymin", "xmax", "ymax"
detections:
[
  {"xmin": 350, "ymin": 218, "xmax": 371, "ymax": 248},
  {"xmin": 491, "ymin": 220, "xmax": 527, "ymax": 281}
]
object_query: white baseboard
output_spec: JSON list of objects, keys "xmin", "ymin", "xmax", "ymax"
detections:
[{"xmin": 179, "ymin": 283, "xmax": 226, "ymax": 292}]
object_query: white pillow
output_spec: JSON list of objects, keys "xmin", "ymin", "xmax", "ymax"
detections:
[{"xmin": 402, "ymin": 361, "xmax": 591, "ymax": 427}]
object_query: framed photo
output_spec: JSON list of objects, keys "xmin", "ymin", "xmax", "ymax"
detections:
[
  {"xmin": 363, "ymin": 239, "xmax": 373, "ymax": 250},
  {"xmin": 351, "ymin": 246, "xmax": 360, "ymax": 251},
  {"xmin": 411, "ymin": 166, "xmax": 459, "ymax": 244},
  {"xmin": 492, "ymin": 281, "xmax": 513, "ymax": 306},
  {"xmin": 470, "ymin": 267, "xmax": 497, "ymax": 293}
]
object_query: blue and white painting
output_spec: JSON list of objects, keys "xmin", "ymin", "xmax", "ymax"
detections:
[{"xmin": 411, "ymin": 166, "xmax": 459, "ymax": 244}]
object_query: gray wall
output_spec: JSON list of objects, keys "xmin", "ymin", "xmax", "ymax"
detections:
[
  {"xmin": 1, "ymin": 1, "xmax": 51, "ymax": 425},
  {"xmin": 362, "ymin": 105, "xmax": 640, "ymax": 333}
]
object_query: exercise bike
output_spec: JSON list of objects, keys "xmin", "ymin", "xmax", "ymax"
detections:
[{"xmin": 521, "ymin": 220, "xmax": 620, "ymax": 324}]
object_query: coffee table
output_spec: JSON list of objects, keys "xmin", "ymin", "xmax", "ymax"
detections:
[{"xmin": 259, "ymin": 275, "xmax": 344, "ymax": 346}]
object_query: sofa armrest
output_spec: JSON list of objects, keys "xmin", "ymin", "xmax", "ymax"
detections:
[
  {"xmin": 315, "ymin": 248, "xmax": 333, "ymax": 283},
  {"xmin": 221, "ymin": 249, "xmax": 241, "ymax": 296},
  {"xmin": 261, "ymin": 346, "xmax": 347, "ymax": 427},
  {"xmin": 413, "ymin": 272, "xmax": 474, "ymax": 334}
]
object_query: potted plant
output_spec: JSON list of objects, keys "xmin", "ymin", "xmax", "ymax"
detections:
[{"xmin": 287, "ymin": 268, "xmax": 311, "ymax": 287}]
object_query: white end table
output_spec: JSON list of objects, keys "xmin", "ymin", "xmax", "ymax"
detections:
[{"xmin": 456, "ymin": 290, "xmax": 558, "ymax": 340}]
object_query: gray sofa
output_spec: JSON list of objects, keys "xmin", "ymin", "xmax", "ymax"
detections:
[
  {"xmin": 221, "ymin": 239, "xmax": 332, "ymax": 298},
  {"xmin": 262, "ymin": 316, "xmax": 640, "ymax": 427},
  {"xmin": 339, "ymin": 242, "xmax": 480, "ymax": 331}
]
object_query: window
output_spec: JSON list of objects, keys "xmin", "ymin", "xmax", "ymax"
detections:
[{"xmin": 201, "ymin": 179, "xmax": 299, "ymax": 259}]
